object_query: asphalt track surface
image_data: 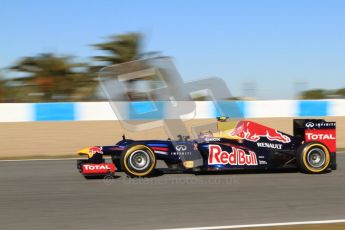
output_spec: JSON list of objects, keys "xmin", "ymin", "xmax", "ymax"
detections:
[{"xmin": 0, "ymin": 155, "xmax": 345, "ymax": 230}]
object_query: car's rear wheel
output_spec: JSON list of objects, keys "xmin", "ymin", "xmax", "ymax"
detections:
[
  {"xmin": 296, "ymin": 142, "xmax": 330, "ymax": 174},
  {"xmin": 120, "ymin": 144, "xmax": 156, "ymax": 177}
]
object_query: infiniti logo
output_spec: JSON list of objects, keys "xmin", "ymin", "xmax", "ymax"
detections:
[
  {"xmin": 176, "ymin": 145, "xmax": 187, "ymax": 151},
  {"xmin": 305, "ymin": 122, "xmax": 315, "ymax": 128}
]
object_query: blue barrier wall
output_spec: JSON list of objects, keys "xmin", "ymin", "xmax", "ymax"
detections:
[
  {"xmin": 0, "ymin": 100, "xmax": 344, "ymax": 122},
  {"xmin": 34, "ymin": 103, "xmax": 75, "ymax": 121}
]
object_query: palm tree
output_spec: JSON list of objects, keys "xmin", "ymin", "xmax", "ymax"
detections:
[
  {"xmin": 0, "ymin": 74, "xmax": 8, "ymax": 102},
  {"xmin": 10, "ymin": 53, "xmax": 93, "ymax": 101},
  {"xmin": 92, "ymin": 32, "xmax": 159, "ymax": 100},
  {"xmin": 336, "ymin": 88, "xmax": 345, "ymax": 98},
  {"xmin": 301, "ymin": 89, "xmax": 326, "ymax": 99},
  {"xmin": 92, "ymin": 32, "xmax": 155, "ymax": 65}
]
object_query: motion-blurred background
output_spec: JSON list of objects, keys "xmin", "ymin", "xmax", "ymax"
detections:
[
  {"xmin": 1, "ymin": 0, "xmax": 345, "ymax": 102},
  {"xmin": 1, "ymin": 0, "xmax": 345, "ymax": 158},
  {"xmin": 1, "ymin": 2, "xmax": 345, "ymax": 229}
]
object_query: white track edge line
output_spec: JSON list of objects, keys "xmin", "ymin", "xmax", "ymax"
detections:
[{"xmin": 159, "ymin": 219, "xmax": 345, "ymax": 230}]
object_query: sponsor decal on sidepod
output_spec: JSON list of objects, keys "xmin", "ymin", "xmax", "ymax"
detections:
[
  {"xmin": 208, "ymin": 145, "xmax": 258, "ymax": 166},
  {"xmin": 175, "ymin": 145, "xmax": 187, "ymax": 151},
  {"xmin": 257, "ymin": 142, "xmax": 282, "ymax": 149},
  {"xmin": 172, "ymin": 144, "xmax": 192, "ymax": 156}
]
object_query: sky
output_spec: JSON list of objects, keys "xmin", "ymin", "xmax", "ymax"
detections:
[{"xmin": 1, "ymin": 0, "xmax": 345, "ymax": 99}]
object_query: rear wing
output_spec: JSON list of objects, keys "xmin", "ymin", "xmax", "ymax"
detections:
[{"xmin": 293, "ymin": 119, "xmax": 336, "ymax": 152}]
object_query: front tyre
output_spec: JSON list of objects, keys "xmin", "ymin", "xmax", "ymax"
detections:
[
  {"xmin": 120, "ymin": 144, "xmax": 156, "ymax": 177},
  {"xmin": 297, "ymin": 142, "xmax": 330, "ymax": 174}
]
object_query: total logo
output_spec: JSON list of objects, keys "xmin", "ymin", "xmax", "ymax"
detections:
[
  {"xmin": 306, "ymin": 133, "xmax": 335, "ymax": 140},
  {"xmin": 208, "ymin": 145, "xmax": 258, "ymax": 166},
  {"xmin": 83, "ymin": 164, "xmax": 112, "ymax": 170},
  {"xmin": 305, "ymin": 129, "xmax": 336, "ymax": 152},
  {"xmin": 82, "ymin": 163, "xmax": 115, "ymax": 174}
]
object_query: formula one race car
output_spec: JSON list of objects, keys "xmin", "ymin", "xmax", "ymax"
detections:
[{"xmin": 77, "ymin": 117, "xmax": 337, "ymax": 178}]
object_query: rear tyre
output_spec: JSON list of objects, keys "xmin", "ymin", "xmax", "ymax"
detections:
[
  {"xmin": 120, "ymin": 144, "xmax": 156, "ymax": 177},
  {"xmin": 296, "ymin": 142, "xmax": 330, "ymax": 174}
]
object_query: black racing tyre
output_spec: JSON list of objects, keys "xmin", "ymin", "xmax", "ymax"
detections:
[
  {"xmin": 111, "ymin": 156, "xmax": 123, "ymax": 172},
  {"xmin": 296, "ymin": 142, "xmax": 331, "ymax": 174},
  {"xmin": 120, "ymin": 144, "xmax": 156, "ymax": 177}
]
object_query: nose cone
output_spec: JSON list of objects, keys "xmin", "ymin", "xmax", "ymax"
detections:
[{"xmin": 78, "ymin": 147, "xmax": 91, "ymax": 157}]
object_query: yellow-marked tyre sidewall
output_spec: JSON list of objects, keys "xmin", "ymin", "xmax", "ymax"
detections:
[
  {"xmin": 298, "ymin": 142, "xmax": 330, "ymax": 174},
  {"xmin": 121, "ymin": 145, "xmax": 156, "ymax": 177}
]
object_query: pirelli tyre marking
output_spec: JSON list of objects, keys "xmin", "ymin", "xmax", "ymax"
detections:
[
  {"xmin": 299, "ymin": 143, "xmax": 330, "ymax": 173},
  {"xmin": 122, "ymin": 145, "xmax": 156, "ymax": 177}
]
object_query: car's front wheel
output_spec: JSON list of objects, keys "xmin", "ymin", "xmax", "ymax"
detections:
[
  {"xmin": 120, "ymin": 144, "xmax": 156, "ymax": 177},
  {"xmin": 296, "ymin": 142, "xmax": 330, "ymax": 174}
]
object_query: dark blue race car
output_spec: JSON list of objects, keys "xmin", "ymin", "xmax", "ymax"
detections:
[{"xmin": 77, "ymin": 117, "xmax": 337, "ymax": 178}]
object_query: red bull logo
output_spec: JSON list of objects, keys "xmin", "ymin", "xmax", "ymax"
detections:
[
  {"xmin": 208, "ymin": 145, "xmax": 258, "ymax": 166},
  {"xmin": 89, "ymin": 146, "xmax": 103, "ymax": 154},
  {"xmin": 231, "ymin": 121, "xmax": 291, "ymax": 143}
]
